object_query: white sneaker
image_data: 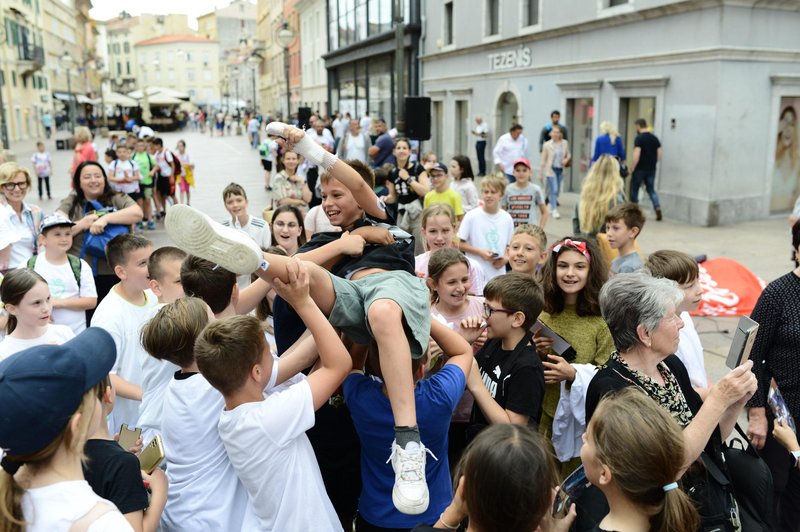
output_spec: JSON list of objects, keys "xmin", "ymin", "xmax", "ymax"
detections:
[
  {"xmin": 552, "ymin": 209, "xmax": 561, "ymax": 219},
  {"xmin": 165, "ymin": 204, "xmax": 266, "ymax": 275},
  {"xmin": 388, "ymin": 440, "xmax": 431, "ymax": 515}
]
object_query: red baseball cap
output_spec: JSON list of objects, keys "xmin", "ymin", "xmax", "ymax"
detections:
[{"xmin": 513, "ymin": 158, "xmax": 531, "ymax": 169}]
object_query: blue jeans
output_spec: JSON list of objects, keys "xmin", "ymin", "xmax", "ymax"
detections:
[
  {"xmin": 546, "ymin": 167, "xmax": 563, "ymax": 209},
  {"xmin": 630, "ymin": 169, "xmax": 660, "ymax": 209}
]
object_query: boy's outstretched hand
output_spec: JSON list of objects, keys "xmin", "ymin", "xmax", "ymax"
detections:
[{"xmin": 270, "ymin": 259, "xmax": 312, "ymax": 309}]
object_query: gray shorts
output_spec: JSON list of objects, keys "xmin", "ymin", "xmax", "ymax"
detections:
[{"xmin": 327, "ymin": 270, "xmax": 430, "ymax": 359}]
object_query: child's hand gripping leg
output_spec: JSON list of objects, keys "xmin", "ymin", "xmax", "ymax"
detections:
[{"xmin": 368, "ymin": 299, "xmax": 430, "ymax": 516}]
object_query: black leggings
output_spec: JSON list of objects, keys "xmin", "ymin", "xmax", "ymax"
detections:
[
  {"xmin": 37, "ymin": 176, "xmax": 51, "ymax": 198},
  {"xmin": 762, "ymin": 417, "xmax": 800, "ymax": 531}
]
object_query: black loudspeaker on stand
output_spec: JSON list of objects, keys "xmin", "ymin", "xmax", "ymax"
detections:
[
  {"xmin": 298, "ymin": 107, "xmax": 312, "ymax": 130},
  {"xmin": 405, "ymin": 97, "xmax": 431, "ymax": 140}
]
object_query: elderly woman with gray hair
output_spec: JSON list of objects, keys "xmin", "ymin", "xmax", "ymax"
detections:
[{"xmin": 585, "ymin": 273, "xmax": 756, "ymax": 467}]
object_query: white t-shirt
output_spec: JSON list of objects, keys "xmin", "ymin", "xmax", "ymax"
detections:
[
  {"xmin": 31, "ymin": 151, "xmax": 52, "ymax": 177},
  {"xmin": 155, "ymin": 149, "xmax": 174, "ymax": 177},
  {"xmin": 109, "ymin": 159, "xmax": 140, "ymax": 195},
  {"xmin": 222, "ymin": 215, "xmax": 271, "ymax": 250},
  {"xmin": 676, "ymin": 311, "xmax": 708, "ymax": 389},
  {"xmin": 91, "ymin": 287, "xmax": 158, "ymax": 431},
  {"xmin": 457, "ymin": 207, "xmax": 515, "ymax": 281},
  {"xmin": 32, "ymin": 254, "xmax": 97, "ymax": 334},
  {"xmin": 22, "ymin": 480, "xmax": 132, "ymax": 532},
  {"xmin": 138, "ymin": 303, "xmax": 178, "ymax": 442},
  {"xmin": 344, "ymin": 132, "xmax": 367, "ymax": 161},
  {"xmin": 161, "ymin": 371, "xmax": 256, "ymax": 530},
  {"xmin": 0, "ymin": 323, "xmax": 74, "ymax": 361},
  {"xmin": 2, "ymin": 203, "xmax": 37, "ymax": 269},
  {"xmin": 217, "ymin": 380, "xmax": 342, "ymax": 531}
]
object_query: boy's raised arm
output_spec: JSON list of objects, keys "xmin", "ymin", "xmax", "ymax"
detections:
[
  {"xmin": 429, "ymin": 320, "xmax": 472, "ymax": 379},
  {"xmin": 266, "ymin": 122, "xmax": 388, "ymax": 221},
  {"xmin": 270, "ymin": 259, "xmax": 351, "ymax": 410}
]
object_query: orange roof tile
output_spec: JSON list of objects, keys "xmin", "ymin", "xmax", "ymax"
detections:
[{"xmin": 135, "ymin": 35, "xmax": 218, "ymax": 47}]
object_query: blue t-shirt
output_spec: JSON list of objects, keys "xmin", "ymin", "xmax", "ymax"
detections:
[
  {"xmin": 371, "ymin": 133, "xmax": 396, "ymax": 168},
  {"xmin": 343, "ymin": 364, "xmax": 466, "ymax": 528}
]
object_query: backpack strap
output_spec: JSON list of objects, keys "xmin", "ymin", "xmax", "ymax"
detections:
[
  {"xmin": 68, "ymin": 501, "xmax": 117, "ymax": 532},
  {"xmin": 26, "ymin": 255, "xmax": 37, "ymax": 270},
  {"xmin": 67, "ymin": 254, "xmax": 82, "ymax": 288}
]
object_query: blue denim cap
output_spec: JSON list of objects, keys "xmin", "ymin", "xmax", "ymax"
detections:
[{"xmin": 0, "ymin": 328, "xmax": 116, "ymax": 464}]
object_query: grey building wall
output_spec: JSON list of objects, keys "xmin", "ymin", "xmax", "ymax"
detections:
[{"xmin": 420, "ymin": 0, "xmax": 800, "ymax": 225}]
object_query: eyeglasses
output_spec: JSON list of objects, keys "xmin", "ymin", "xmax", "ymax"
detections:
[
  {"xmin": 483, "ymin": 302, "xmax": 517, "ymax": 318},
  {"xmin": 2, "ymin": 182, "xmax": 27, "ymax": 191}
]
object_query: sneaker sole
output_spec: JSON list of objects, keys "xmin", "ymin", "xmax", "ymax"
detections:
[
  {"xmin": 165, "ymin": 204, "xmax": 263, "ymax": 275},
  {"xmin": 392, "ymin": 488, "xmax": 429, "ymax": 515}
]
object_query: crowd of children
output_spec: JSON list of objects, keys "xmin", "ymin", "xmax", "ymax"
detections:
[{"xmin": 1, "ymin": 121, "xmax": 797, "ymax": 532}]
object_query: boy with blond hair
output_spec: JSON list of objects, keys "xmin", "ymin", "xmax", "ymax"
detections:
[
  {"xmin": 458, "ymin": 174, "xmax": 515, "ymax": 281},
  {"xmin": 195, "ymin": 260, "xmax": 351, "ymax": 531},
  {"xmin": 507, "ymin": 224, "xmax": 547, "ymax": 277},
  {"xmin": 141, "ymin": 297, "xmax": 254, "ymax": 530},
  {"xmin": 605, "ymin": 203, "xmax": 646, "ymax": 274}
]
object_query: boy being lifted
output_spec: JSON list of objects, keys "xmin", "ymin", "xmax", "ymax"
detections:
[{"xmin": 165, "ymin": 122, "xmax": 432, "ymax": 514}]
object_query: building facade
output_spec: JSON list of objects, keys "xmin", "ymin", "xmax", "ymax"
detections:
[
  {"xmin": 1, "ymin": 0, "xmax": 48, "ymax": 144},
  {"xmin": 199, "ymin": 0, "xmax": 257, "ymax": 114},
  {"xmin": 104, "ymin": 12, "xmax": 192, "ymax": 94},
  {"xmin": 296, "ymin": 0, "xmax": 326, "ymax": 115},
  {"xmin": 134, "ymin": 35, "xmax": 221, "ymax": 107},
  {"xmin": 421, "ymin": 0, "xmax": 800, "ymax": 226},
  {"xmin": 324, "ymin": 0, "xmax": 421, "ymax": 124}
]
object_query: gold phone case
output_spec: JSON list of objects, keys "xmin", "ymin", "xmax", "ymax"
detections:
[{"xmin": 138, "ymin": 435, "xmax": 165, "ymax": 474}]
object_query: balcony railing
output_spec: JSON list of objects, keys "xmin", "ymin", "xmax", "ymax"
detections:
[{"xmin": 18, "ymin": 44, "xmax": 45, "ymax": 65}]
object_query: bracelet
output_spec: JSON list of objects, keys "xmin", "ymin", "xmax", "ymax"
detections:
[{"xmin": 439, "ymin": 512, "xmax": 460, "ymax": 531}]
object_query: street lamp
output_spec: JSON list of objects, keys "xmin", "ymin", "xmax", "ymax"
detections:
[
  {"xmin": 99, "ymin": 68, "xmax": 110, "ymax": 129},
  {"xmin": 247, "ymin": 54, "xmax": 260, "ymax": 117},
  {"xmin": 233, "ymin": 66, "xmax": 240, "ymax": 116},
  {"xmin": 275, "ymin": 21, "xmax": 295, "ymax": 120},
  {"xmin": 60, "ymin": 52, "xmax": 77, "ymax": 134}
]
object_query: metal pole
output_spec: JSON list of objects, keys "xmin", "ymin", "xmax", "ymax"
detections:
[
  {"xmin": 0, "ymin": 72, "xmax": 8, "ymax": 150},
  {"xmin": 284, "ymin": 48, "xmax": 290, "ymax": 120},
  {"xmin": 394, "ymin": 0, "xmax": 405, "ymax": 136},
  {"xmin": 66, "ymin": 67, "xmax": 75, "ymax": 133}
]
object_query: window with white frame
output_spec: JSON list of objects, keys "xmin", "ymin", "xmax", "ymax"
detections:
[
  {"xmin": 524, "ymin": 0, "xmax": 540, "ymax": 26},
  {"xmin": 444, "ymin": 2, "xmax": 453, "ymax": 45},
  {"xmin": 203, "ymin": 70, "xmax": 211, "ymax": 81},
  {"xmin": 486, "ymin": 0, "xmax": 499, "ymax": 36},
  {"xmin": 187, "ymin": 70, "xmax": 195, "ymax": 81},
  {"xmin": 609, "ymin": 0, "xmax": 629, "ymax": 5}
]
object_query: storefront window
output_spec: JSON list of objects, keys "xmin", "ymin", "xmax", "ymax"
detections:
[{"xmin": 368, "ymin": 55, "xmax": 392, "ymax": 120}]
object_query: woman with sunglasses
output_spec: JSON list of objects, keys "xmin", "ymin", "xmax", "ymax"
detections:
[{"xmin": 0, "ymin": 162, "xmax": 42, "ymax": 269}]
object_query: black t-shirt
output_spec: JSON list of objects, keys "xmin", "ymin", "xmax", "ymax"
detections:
[
  {"xmin": 472, "ymin": 335, "xmax": 545, "ymax": 426},
  {"xmin": 633, "ymin": 132, "xmax": 661, "ymax": 172},
  {"xmin": 83, "ymin": 439, "xmax": 149, "ymax": 514},
  {"xmin": 389, "ymin": 161, "xmax": 425, "ymax": 204},
  {"xmin": 298, "ymin": 211, "xmax": 415, "ymax": 277}
]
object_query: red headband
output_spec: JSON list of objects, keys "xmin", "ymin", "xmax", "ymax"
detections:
[{"xmin": 550, "ymin": 239, "xmax": 591, "ymax": 262}]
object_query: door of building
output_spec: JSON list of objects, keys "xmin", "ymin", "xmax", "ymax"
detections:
[
  {"xmin": 565, "ymin": 97, "xmax": 594, "ymax": 192},
  {"xmin": 619, "ymin": 97, "xmax": 656, "ymax": 163},
  {"xmin": 495, "ymin": 91, "xmax": 519, "ymax": 140}
]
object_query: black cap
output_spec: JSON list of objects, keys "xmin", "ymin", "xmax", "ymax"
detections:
[{"xmin": 0, "ymin": 328, "xmax": 116, "ymax": 466}]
